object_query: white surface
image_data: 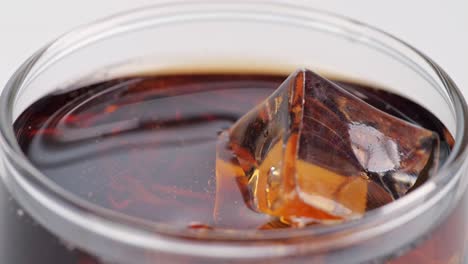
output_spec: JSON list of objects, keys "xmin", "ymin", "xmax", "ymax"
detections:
[{"xmin": 0, "ymin": 0, "xmax": 467, "ymax": 97}]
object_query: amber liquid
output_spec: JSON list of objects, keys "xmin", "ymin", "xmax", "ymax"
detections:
[{"xmin": 12, "ymin": 73, "xmax": 464, "ymax": 263}]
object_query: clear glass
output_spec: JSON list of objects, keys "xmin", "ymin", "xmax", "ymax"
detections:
[{"xmin": 0, "ymin": 1, "xmax": 467, "ymax": 263}]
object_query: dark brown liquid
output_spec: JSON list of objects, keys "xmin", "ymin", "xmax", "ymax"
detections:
[
  {"xmin": 9, "ymin": 73, "xmax": 465, "ymax": 264},
  {"xmin": 13, "ymin": 73, "xmax": 453, "ymax": 231}
]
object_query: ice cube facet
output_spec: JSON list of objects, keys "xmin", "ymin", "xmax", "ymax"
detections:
[{"xmin": 215, "ymin": 69, "xmax": 440, "ymax": 225}]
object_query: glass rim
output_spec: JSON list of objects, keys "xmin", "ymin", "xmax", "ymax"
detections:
[{"xmin": 1, "ymin": 0, "xmax": 467, "ymax": 259}]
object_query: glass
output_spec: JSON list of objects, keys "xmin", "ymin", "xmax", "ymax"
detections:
[{"xmin": 0, "ymin": 1, "xmax": 467, "ymax": 263}]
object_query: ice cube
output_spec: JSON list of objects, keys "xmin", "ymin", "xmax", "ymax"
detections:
[{"xmin": 214, "ymin": 69, "xmax": 439, "ymax": 225}]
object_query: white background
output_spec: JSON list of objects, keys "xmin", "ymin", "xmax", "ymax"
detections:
[{"xmin": 0, "ymin": 0, "xmax": 467, "ymax": 96}]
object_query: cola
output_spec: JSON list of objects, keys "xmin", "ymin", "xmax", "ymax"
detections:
[{"xmin": 4, "ymin": 72, "xmax": 463, "ymax": 263}]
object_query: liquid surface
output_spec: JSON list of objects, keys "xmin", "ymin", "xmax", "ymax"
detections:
[{"xmin": 14, "ymin": 73, "xmax": 453, "ymax": 230}]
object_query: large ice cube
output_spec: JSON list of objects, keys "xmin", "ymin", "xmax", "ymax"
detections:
[{"xmin": 215, "ymin": 69, "xmax": 439, "ymax": 225}]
